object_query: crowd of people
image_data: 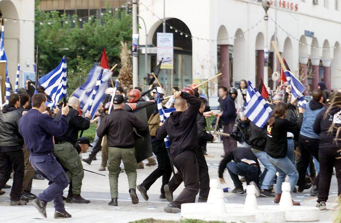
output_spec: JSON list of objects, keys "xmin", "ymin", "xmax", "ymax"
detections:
[{"xmin": 0, "ymin": 78, "xmax": 340, "ymax": 219}]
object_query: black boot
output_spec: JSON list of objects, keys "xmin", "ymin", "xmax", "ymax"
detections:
[
  {"xmin": 108, "ymin": 198, "xmax": 118, "ymax": 206},
  {"xmin": 66, "ymin": 194, "xmax": 90, "ymax": 204},
  {"xmin": 54, "ymin": 210, "xmax": 72, "ymax": 219},
  {"xmin": 137, "ymin": 185, "xmax": 149, "ymax": 201},
  {"xmin": 129, "ymin": 189, "xmax": 139, "ymax": 204},
  {"xmin": 82, "ymin": 156, "xmax": 92, "ymax": 165},
  {"xmin": 32, "ymin": 198, "xmax": 47, "ymax": 218},
  {"xmin": 22, "ymin": 191, "xmax": 37, "ymax": 200}
]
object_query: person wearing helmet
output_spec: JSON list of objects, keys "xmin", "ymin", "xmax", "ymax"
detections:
[
  {"xmin": 218, "ymin": 86, "xmax": 237, "ymax": 156},
  {"xmin": 128, "ymin": 89, "xmax": 142, "ymax": 103}
]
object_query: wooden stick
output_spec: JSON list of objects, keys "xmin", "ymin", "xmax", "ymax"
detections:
[
  {"xmin": 109, "ymin": 64, "xmax": 118, "ymax": 87},
  {"xmin": 193, "ymin": 73, "xmax": 222, "ymax": 89},
  {"xmin": 271, "ymin": 41, "xmax": 287, "ymax": 71},
  {"xmin": 110, "ymin": 64, "xmax": 118, "ymax": 72},
  {"xmin": 151, "ymin": 73, "xmax": 167, "ymax": 96},
  {"xmin": 216, "ymin": 132, "xmax": 230, "ymax": 137},
  {"xmin": 214, "ymin": 115, "xmax": 221, "ymax": 134}
]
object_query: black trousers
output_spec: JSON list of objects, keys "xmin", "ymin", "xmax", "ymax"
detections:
[
  {"xmin": 318, "ymin": 147, "xmax": 341, "ymax": 203},
  {"xmin": 0, "ymin": 150, "xmax": 25, "ymax": 201},
  {"xmin": 169, "ymin": 151, "xmax": 199, "ymax": 208},
  {"xmin": 297, "ymin": 135, "xmax": 320, "ymax": 190},
  {"xmin": 89, "ymin": 137, "xmax": 103, "ymax": 159},
  {"xmin": 141, "ymin": 141, "xmax": 172, "ymax": 194},
  {"xmin": 168, "ymin": 149, "xmax": 210, "ymax": 199}
]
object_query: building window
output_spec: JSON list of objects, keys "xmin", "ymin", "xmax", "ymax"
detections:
[{"xmin": 325, "ymin": 0, "xmax": 329, "ymax": 8}]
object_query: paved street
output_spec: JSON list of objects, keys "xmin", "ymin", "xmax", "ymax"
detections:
[{"xmin": 0, "ymin": 142, "xmax": 339, "ymax": 223}]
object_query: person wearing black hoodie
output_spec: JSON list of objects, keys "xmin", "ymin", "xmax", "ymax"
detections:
[
  {"xmin": 313, "ymin": 92, "xmax": 341, "ymax": 210},
  {"xmin": 156, "ymin": 91, "xmax": 201, "ymax": 213},
  {"xmin": 297, "ymin": 89, "xmax": 325, "ymax": 195},
  {"xmin": 0, "ymin": 94, "xmax": 26, "ymax": 206},
  {"xmin": 318, "ymin": 81, "xmax": 330, "ymax": 104}
]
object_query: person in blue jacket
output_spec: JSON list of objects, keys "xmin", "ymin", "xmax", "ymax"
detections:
[{"xmin": 19, "ymin": 93, "xmax": 71, "ymax": 219}]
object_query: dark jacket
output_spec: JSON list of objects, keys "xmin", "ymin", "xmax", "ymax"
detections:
[
  {"xmin": 18, "ymin": 109, "xmax": 68, "ymax": 155},
  {"xmin": 231, "ymin": 118, "xmax": 251, "ymax": 144},
  {"xmin": 55, "ymin": 106, "xmax": 90, "ymax": 146},
  {"xmin": 0, "ymin": 105, "xmax": 23, "ymax": 152},
  {"xmin": 197, "ymin": 113, "xmax": 214, "ymax": 152},
  {"xmin": 318, "ymin": 81, "xmax": 330, "ymax": 104},
  {"xmin": 97, "ymin": 109, "xmax": 147, "ymax": 148},
  {"xmin": 218, "ymin": 147, "xmax": 260, "ymax": 178},
  {"xmin": 265, "ymin": 114, "xmax": 303, "ymax": 158},
  {"xmin": 156, "ymin": 92, "xmax": 201, "ymax": 158},
  {"xmin": 220, "ymin": 96, "xmax": 237, "ymax": 125},
  {"xmin": 248, "ymin": 122, "xmax": 267, "ymax": 151},
  {"xmin": 313, "ymin": 106, "xmax": 341, "ymax": 148}
]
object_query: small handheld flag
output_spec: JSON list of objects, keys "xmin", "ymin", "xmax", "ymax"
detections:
[
  {"xmin": 157, "ymin": 92, "xmax": 175, "ymax": 148},
  {"xmin": 15, "ymin": 64, "xmax": 20, "ymax": 93},
  {"xmin": 5, "ymin": 77, "xmax": 11, "ymax": 104},
  {"xmin": 245, "ymin": 81, "xmax": 273, "ymax": 128}
]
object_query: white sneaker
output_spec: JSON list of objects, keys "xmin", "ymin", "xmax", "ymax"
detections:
[{"xmin": 316, "ymin": 201, "xmax": 327, "ymax": 210}]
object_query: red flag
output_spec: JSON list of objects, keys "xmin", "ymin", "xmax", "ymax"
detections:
[
  {"xmin": 100, "ymin": 49, "xmax": 110, "ymax": 69},
  {"xmin": 259, "ymin": 78, "xmax": 269, "ymax": 99},
  {"xmin": 279, "ymin": 58, "xmax": 290, "ymax": 83}
]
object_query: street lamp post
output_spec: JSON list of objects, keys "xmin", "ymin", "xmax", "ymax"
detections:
[
  {"xmin": 262, "ymin": 0, "xmax": 271, "ymax": 88},
  {"xmin": 132, "ymin": 0, "xmax": 138, "ymax": 87},
  {"xmin": 137, "ymin": 15, "xmax": 148, "ymax": 83}
]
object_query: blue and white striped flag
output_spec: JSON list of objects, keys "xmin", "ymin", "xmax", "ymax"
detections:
[
  {"xmin": 245, "ymin": 81, "xmax": 273, "ymax": 128},
  {"xmin": 157, "ymin": 92, "xmax": 175, "ymax": 148},
  {"xmin": 14, "ymin": 64, "xmax": 20, "ymax": 93},
  {"xmin": 285, "ymin": 71, "xmax": 306, "ymax": 99},
  {"xmin": 85, "ymin": 69, "xmax": 103, "ymax": 118},
  {"xmin": 0, "ymin": 26, "xmax": 8, "ymax": 77},
  {"xmin": 38, "ymin": 56, "xmax": 67, "ymax": 107},
  {"xmin": 5, "ymin": 77, "xmax": 11, "ymax": 104},
  {"xmin": 73, "ymin": 63, "xmax": 112, "ymax": 115}
]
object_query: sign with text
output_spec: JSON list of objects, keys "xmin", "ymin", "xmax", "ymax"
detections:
[{"xmin": 157, "ymin": 33, "xmax": 174, "ymax": 69}]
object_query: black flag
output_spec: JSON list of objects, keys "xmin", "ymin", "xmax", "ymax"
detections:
[{"xmin": 148, "ymin": 58, "xmax": 163, "ymax": 85}]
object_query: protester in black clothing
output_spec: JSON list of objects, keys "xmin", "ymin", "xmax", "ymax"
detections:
[
  {"xmin": 218, "ymin": 147, "xmax": 260, "ymax": 195},
  {"xmin": 297, "ymin": 90, "xmax": 325, "ymax": 195},
  {"xmin": 318, "ymin": 81, "xmax": 330, "ymax": 104},
  {"xmin": 0, "ymin": 94, "xmax": 26, "ymax": 206},
  {"xmin": 265, "ymin": 102, "xmax": 304, "ymax": 205},
  {"xmin": 314, "ymin": 92, "xmax": 341, "ymax": 210},
  {"xmin": 156, "ymin": 91, "xmax": 201, "ymax": 213},
  {"xmin": 163, "ymin": 97, "xmax": 214, "ymax": 204},
  {"xmin": 137, "ymin": 108, "xmax": 172, "ymax": 201}
]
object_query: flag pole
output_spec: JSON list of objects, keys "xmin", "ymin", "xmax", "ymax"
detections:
[
  {"xmin": 271, "ymin": 41, "xmax": 287, "ymax": 71},
  {"xmin": 151, "ymin": 72, "xmax": 167, "ymax": 96},
  {"xmin": 193, "ymin": 73, "xmax": 222, "ymax": 89},
  {"xmin": 109, "ymin": 64, "xmax": 118, "ymax": 87}
]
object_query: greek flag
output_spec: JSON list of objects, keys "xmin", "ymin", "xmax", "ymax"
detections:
[
  {"xmin": 0, "ymin": 26, "xmax": 8, "ymax": 77},
  {"xmin": 5, "ymin": 77, "xmax": 11, "ymax": 104},
  {"xmin": 245, "ymin": 81, "xmax": 273, "ymax": 128},
  {"xmin": 157, "ymin": 92, "xmax": 175, "ymax": 148},
  {"xmin": 73, "ymin": 64, "xmax": 112, "ymax": 115},
  {"xmin": 14, "ymin": 64, "xmax": 20, "ymax": 93},
  {"xmin": 85, "ymin": 69, "xmax": 103, "ymax": 118},
  {"xmin": 298, "ymin": 97, "xmax": 307, "ymax": 110},
  {"xmin": 38, "ymin": 56, "xmax": 67, "ymax": 107},
  {"xmin": 285, "ymin": 71, "xmax": 305, "ymax": 99}
]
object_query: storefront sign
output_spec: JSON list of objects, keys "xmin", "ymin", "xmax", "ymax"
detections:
[
  {"xmin": 255, "ymin": 0, "xmax": 298, "ymax": 11},
  {"xmin": 157, "ymin": 33, "xmax": 174, "ymax": 69},
  {"xmin": 304, "ymin": 30, "xmax": 314, "ymax": 38}
]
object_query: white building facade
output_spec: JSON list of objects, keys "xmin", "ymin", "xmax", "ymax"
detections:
[
  {"xmin": 138, "ymin": 0, "xmax": 341, "ymax": 106},
  {"xmin": 0, "ymin": 0, "xmax": 35, "ymax": 88}
]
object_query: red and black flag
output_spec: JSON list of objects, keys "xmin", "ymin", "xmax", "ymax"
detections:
[{"xmin": 258, "ymin": 78, "xmax": 269, "ymax": 99}]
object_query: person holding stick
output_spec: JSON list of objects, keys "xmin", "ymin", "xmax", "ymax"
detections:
[
  {"xmin": 218, "ymin": 86, "xmax": 237, "ymax": 156},
  {"xmin": 156, "ymin": 91, "xmax": 201, "ymax": 213}
]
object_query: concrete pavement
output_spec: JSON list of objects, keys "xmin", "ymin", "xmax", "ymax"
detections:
[{"xmin": 0, "ymin": 142, "xmax": 339, "ymax": 222}]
